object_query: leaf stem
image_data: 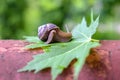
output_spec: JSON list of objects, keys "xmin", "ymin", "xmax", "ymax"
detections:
[{"xmin": 91, "ymin": 39, "xmax": 99, "ymax": 42}]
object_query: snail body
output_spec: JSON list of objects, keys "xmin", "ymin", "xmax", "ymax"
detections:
[{"xmin": 38, "ymin": 23, "xmax": 72, "ymax": 44}]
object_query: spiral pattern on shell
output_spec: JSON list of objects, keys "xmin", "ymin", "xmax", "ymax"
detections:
[{"xmin": 38, "ymin": 23, "xmax": 58, "ymax": 41}]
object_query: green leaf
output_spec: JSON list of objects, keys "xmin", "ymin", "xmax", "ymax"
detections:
[
  {"xmin": 18, "ymin": 41, "xmax": 99, "ymax": 80},
  {"xmin": 25, "ymin": 41, "xmax": 73, "ymax": 49},
  {"xmin": 71, "ymin": 16, "xmax": 99, "ymax": 42},
  {"xmin": 18, "ymin": 15, "xmax": 100, "ymax": 80},
  {"xmin": 73, "ymin": 42, "xmax": 99, "ymax": 80},
  {"xmin": 25, "ymin": 43, "xmax": 48, "ymax": 49},
  {"xmin": 91, "ymin": 10, "xmax": 94, "ymax": 23},
  {"xmin": 23, "ymin": 36, "xmax": 49, "ymax": 49},
  {"xmin": 23, "ymin": 36, "xmax": 42, "ymax": 43}
]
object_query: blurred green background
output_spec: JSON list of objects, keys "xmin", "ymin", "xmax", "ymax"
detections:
[{"xmin": 0, "ymin": 0, "xmax": 120, "ymax": 39}]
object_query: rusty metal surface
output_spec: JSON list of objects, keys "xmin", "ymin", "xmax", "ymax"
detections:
[{"xmin": 0, "ymin": 40, "xmax": 120, "ymax": 80}]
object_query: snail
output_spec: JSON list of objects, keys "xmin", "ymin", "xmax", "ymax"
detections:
[{"xmin": 38, "ymin": 23, "xmax": 72, "ymax": 44}]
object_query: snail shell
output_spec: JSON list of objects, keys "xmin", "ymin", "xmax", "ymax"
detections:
[{"xmin": 38, "ymin": 23, "xmax": 72, "ymax": 44}]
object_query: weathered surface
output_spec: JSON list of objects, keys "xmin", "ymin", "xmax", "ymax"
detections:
[{"xmin": 0, "ymin": 40, "xmax": 120, "ymax": 80}]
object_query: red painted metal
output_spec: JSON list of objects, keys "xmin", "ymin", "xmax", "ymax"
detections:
[{"xmin": 0, "ymin": 40, "xmax": 119, "ymax": 80}]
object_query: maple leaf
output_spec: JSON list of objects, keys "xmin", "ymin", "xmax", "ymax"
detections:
[
  {"xmin": 23, "ymin": 36, "xmax": 50, "ymax": 49},
  {"xmin": 18, "ymin": 14, "xmax": 100, "ymax": 80},
  {"xmin": 23, "ymin": 36, "xmax": 40, "ymax": 43}
]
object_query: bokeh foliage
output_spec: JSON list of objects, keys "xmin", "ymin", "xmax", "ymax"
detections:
[{"xmin": 0, "ymin": 0, "xmax": 120, "ymax": 39}]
